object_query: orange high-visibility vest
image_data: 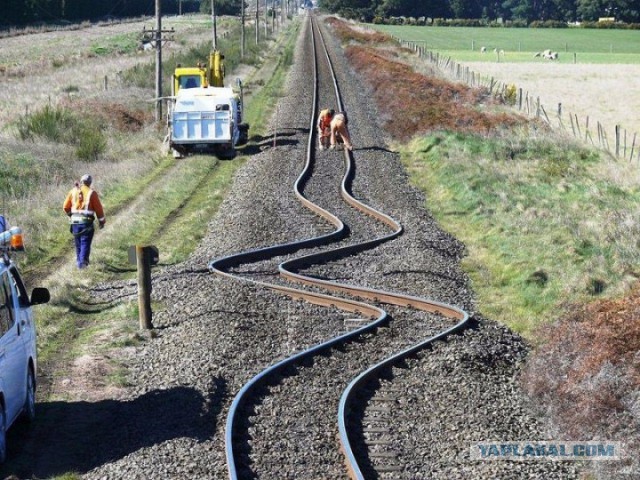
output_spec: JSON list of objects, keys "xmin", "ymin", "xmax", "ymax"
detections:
[{"xmin": 63, "ymin": 185, "xmax": 105, "ymax": 224}]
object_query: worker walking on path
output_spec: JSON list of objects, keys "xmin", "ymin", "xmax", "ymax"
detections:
[
  {"xmin": 317, "ymin": 108, "xmax": 334, "ymax": 150},
  {"xmin": 330, "ymin": 111, "xmax": 353, "ymax": 151},
  {"xmin": 63, "ymin": 174, "xmax": 105, "ymax": 269}
]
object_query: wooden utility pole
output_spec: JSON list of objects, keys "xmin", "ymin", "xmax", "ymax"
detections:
[
  {"xmin": 255, "ymin": 0, "xmax": 259, "ymax": 45},
  {"xmin": 155, "ymin": 0, "xmax": 162, "ymax": 122},
  {"xmin": 241, "ymin": 0, "xmax": 245, "ymax": 58},
  {"xmin": 211, "ymin": 0, "xmax": 217, "ymax": 49}
]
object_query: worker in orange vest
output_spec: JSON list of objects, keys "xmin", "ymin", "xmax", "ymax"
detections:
[
  {"xmin": 330, "ymin": 111, "xmax": 353, "ymax": 151},
  {"xmin": 63, "ymin": 174, "xmax": 105, "ymax": 269},
  {"xmin": 317, "ymin": 108, "xmax": 334, "ymax": 150}
]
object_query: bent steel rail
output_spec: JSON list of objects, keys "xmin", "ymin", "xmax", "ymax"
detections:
[{"xmin": 209, "ymin": 13, "xmax": 470, "ymax": 479}]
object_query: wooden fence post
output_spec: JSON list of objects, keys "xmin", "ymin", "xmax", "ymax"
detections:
[
  {"xmin": 597, "ymin": 122, "xmax": 603, "ymax": 148},
  {"xmin": 585, "ymin": 116, "xmax": 589, "ymax": 142},
  {"xmin": 136, "ymin": 245, "xmax": 153, "ymax": 330},
  {"xmin": 518, "ymin": 88, "xmax": 523, "ymax": 110}
]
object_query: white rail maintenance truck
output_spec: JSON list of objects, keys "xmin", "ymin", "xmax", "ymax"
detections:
[{"xmin": 167, "ymin": 50, "xmax": 249, "ymax": 159}]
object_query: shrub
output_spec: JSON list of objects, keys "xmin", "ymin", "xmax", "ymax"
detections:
[
  {"xmin": 17, "ymin": 104, "xmax": 76, "ymax": 143},
  {"xmin": 0, "ymin": 152, "xmax": 68, "ymax": 197},
  {"xmin": 529, "ymin": 19, "xmax": 568, "ymax": 28},
  {"xmin": 16, "ymin": 104, "xmax": 106, "ymax": 160},
  {"xmin": 504, "ymin": 83, "xmax": 517, "ymax": 105},
  {"xmin": 75, "ymin": 123, "xmax": 106, "ymax": 161}
]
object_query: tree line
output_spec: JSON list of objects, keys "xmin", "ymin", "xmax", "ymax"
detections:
[
  {"xmin": 319, "ymin": 0, "xmax": 640, "ymax": 24},
  {"xmin": 1, "ymin": 0, "xmax": 245, "ymax": 28}
]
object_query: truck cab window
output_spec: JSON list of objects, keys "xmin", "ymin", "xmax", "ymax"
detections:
[{"xmin": 183, "ymin": 77, "xmax": 199, "ymax": 89}]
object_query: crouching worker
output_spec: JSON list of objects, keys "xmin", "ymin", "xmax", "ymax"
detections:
[
  {"xmin": 330, "ymin": 111, "xmax": 353, "ymax": 151},
  {"xmin": 63, "ymin": 174, "xmax": 106, "ymax": 269},
  {"xmin": 317, "ymin": 108, "xmax": 334, "ymax": 150}
]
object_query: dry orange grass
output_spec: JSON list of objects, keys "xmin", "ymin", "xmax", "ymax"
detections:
[
  {"xmin": 59, "ymin": 98, "xmax": 152, "ymax": 132},
  {"xmin": 522, "ymin": 289, "xmax": 640, "ymax": 473},
  {"xmin": 345, "ymin": 44, "xmax": 530, "ymax": 141},
  {"xmin": 325, "ymin": 17, "xmax": 392, "ymax": 45}
]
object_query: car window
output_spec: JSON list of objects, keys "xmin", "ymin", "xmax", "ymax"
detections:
[
  {"xmin": 0, "ymin": 272, "xmax": 15, "ymax": 336},
  {"xmin": 9, "ymin": 266, "xmax": 29, "ymax": 308}
]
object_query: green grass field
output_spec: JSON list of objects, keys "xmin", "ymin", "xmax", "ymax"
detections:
[{"xmin": 369, "ymin": 24, "xmax": 640, "ymax": 63}]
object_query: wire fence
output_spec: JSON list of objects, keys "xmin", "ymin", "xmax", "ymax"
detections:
[{"xmin": 392, "ymin": 36, "xmax": 640, "ymax": 161}]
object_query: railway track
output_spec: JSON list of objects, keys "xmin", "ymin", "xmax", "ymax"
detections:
[
  {"xmin": 209, "ymin": 13, "xmax": 469, "ymax": 479},
  {"xmin": 78, "ymin": 12, "xmax": 583, "ymax": 480}
]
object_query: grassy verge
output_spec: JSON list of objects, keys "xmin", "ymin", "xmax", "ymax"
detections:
[
  {"xmin": 400, "ymin": 131, "xmax": 640, "ymax": 336},
  {"xmin": 243, "ymin": 23, "xmax": 298, "ymax": 135}
]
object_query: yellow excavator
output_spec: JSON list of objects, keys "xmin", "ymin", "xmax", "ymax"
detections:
[
  {"xmin": 172, "ymin": 49, "xmax": 226, "ymax": 93},
  {"xmin": 168, "ymin": 50, "xmax": 249, "ymax": 159}
]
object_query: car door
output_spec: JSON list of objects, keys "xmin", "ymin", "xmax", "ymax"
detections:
[
  {"xmin": 8, "ymin": 266, "xmax": 35, "ymax": 363},
  {"xmin": 0, "ymin": 271, "xmax": 26, "ymax": 425}
]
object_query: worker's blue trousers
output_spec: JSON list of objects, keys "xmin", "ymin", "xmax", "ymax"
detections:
[{"xmin": 71, "ymin": 223, "xmax": 94, "ymax": 269}]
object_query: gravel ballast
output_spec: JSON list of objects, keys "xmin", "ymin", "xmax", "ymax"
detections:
[{"xmin": 83, "ymin": 14, "xmax": 581, "ymax": 480}]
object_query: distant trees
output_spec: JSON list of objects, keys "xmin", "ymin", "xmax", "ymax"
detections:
[
  {"xmin": 199, "ymin": 0, "xmax": 244, "ymax": 16},
  {"xmin": 0, "ymin": 0, "xmax": 201, "ymax": 28},
  {"xmin": 3, "ymin": 0, "xmax": 638, "ymax": 27},
  {"xmin": 318, "ymin": 0, "xmax": 640, "ymax": 23}
]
